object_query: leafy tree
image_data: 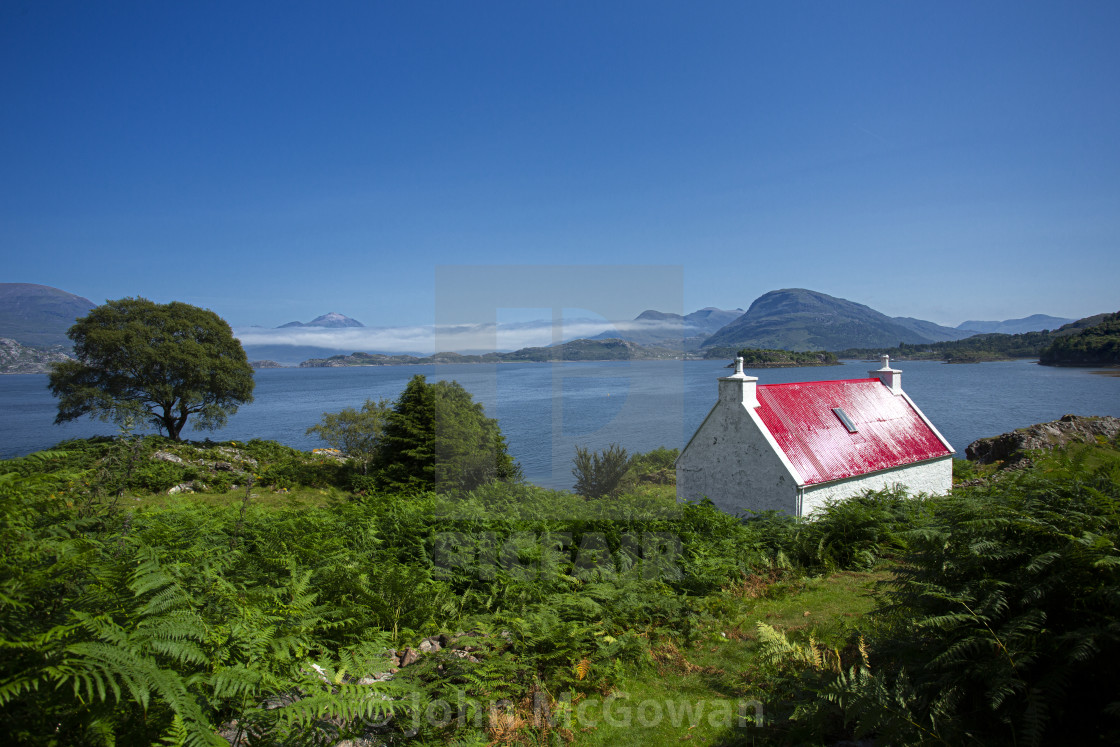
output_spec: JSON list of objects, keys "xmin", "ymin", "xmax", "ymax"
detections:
[
  {"xmin": 376, "ymin": 375, "xmax": 520, "ymax": 493},
  {"xmin": 572, "ymin": 443, "xmax": 631, "ymax": 498},
  {"xmin": 48, "ymin": 298, "xmax": 254, "ymax": 441},
  {"xmin": 306, "ymin": 398, "xmax": 391, "ymax": 474}
]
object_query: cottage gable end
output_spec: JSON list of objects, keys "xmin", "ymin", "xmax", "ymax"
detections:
[{"xmin": 677, "ymin": 366, "xmax": 802, "ymax": 515}]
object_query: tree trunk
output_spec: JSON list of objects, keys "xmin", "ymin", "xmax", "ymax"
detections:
[
  {"xmin": 158, "ymin": 404, "xmax": 186, "ymax": 440},
  {"xmin": 170, "ymin": 409, "xmax": 190, "ymax": 441}
]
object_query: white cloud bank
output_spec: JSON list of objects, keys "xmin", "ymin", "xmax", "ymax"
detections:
[{"xmin": 234, "ymin": 317, "xmax": 694, "ymax": 356}]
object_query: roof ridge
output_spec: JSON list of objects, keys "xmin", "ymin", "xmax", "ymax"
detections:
[{"xmin": 758, "ymin": 377, "xmax": 876, "ymax": 388}]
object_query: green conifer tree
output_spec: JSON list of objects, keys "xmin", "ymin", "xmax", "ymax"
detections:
[{"xmin": 376, "ymin": 375, "xmax": 519, "ymax": 493}]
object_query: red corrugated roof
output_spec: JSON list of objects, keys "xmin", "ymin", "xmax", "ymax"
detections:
[{"xmin": 755, "ymin": 378, "xmax": 951, "ymax": 485}]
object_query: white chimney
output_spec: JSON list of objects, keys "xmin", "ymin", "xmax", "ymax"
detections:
[
  {"xmin": 720, "ymin": 356, "xmax": 759, "ymax": 407},
  {"xmin": 869, "ymin": 354, "xmax": 902, "ymax": 394}
]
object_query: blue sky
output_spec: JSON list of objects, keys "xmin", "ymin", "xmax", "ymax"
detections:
[{"xmin": 2, "ymin": 1, "xmax": 1118, "ymax": 342}]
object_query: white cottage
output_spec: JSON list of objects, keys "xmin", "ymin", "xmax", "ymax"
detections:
[{"xmin": 675, "ymin": 355, "xmax": 954, "ymax": 516}]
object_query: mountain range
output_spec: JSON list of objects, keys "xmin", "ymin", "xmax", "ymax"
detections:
[
  {"xmin": 956, "ymin": 314, "xmax": 1075, "ymax": 335},
  {"xmin": 0, "ymin": 283, "xmax": 95, "ymax": 347},
  {"xmin": 589, "ymin": 307, "xmax": 743, "ymax": 348},
  {"xmin": 0, "ymin": 283, "xmax": 1091, "ymax": 364}
]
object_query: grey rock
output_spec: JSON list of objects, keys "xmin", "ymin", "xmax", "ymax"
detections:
[
  {"xmin": 966, "ymin": 415, "xmax": 1120, "ymax": 468},
  {"xmin": 451, "ymin": 650, "xmax": 481, "ymax": 663},
  {"xmin": 358, "ymin": 672, "xmax": 394, "ymax": 684}
]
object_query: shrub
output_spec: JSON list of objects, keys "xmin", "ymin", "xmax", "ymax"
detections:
[
  {"xmin": 306, "ymin": 398, "xmax": 390, "ymax": 475},
  {"xmin": 572, "ymin": 443, "xmax": 631, "ymax": 498},
  {"xmin": 794, "ymin": 487, "xmax": 933, "ymax": 570}
]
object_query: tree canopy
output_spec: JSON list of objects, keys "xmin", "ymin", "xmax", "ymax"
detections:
[
  {"xmin": 48, "ymin": 298, "xmax": 255, "ymax": 440},
  {"xmin": 306, "ymin": 398, "xmax": 390, "ymax": 474},
  {"xmin": 376, "ymin": 374, "xmax": 520, "ymax": 493}
]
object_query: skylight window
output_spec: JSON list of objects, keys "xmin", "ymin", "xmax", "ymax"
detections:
[{"xmin": 832, "ymin": 407, "xmax": 858, "ymax": 433}]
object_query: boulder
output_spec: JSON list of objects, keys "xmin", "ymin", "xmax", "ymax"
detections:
[
  {"xmin": 399, "ymin": 647, "xmax": 420, "ymax": 667},
  {"xmin": 966, "ymin": 415, "xmax": 1120, "ymax": 467}
]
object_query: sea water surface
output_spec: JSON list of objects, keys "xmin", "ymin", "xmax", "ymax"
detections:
[{"xmin": 2, "ymin": 359, "xmax": 1118, "ymax": 490}]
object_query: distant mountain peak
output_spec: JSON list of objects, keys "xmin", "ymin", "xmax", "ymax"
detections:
[
  {"xmin": 702, "ymin": 289, "xmax": 969, "ymax": 351},
  {"xmin": 635, "ymin": 309, "xmax": 683, "ymax": 322},
  {"xmin": 0, "ymin": 283, "xmax": 96, "ymax": 347},
  {"xmin": 309, "ymin": 312, "xmax": 363, "ymax": 327},
  {"xmin": 588, "ymin": 307, "xmax": 745, "ymax": 350},
  {"xmin": 956, "ymin": 314, "xmax": 1075, "ymax": 335},
  {"xmin": 276, "ymin": 312, "xmax": 364, "ymax": 329}
]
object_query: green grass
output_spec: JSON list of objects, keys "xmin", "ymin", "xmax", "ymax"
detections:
[{"xmin": 561, "ymin": 569, "xmax": 890, "ymax": 746}]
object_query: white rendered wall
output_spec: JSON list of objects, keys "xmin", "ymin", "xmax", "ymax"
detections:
[
  {"xmin": 800, "ymin": 456, "xmax": 953, "ymax": 515},
  {"xmin": 676, "ymin": 401, "xmax": 800, "ymax": 516}
]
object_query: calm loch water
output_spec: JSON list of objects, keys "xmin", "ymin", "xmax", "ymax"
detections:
[{"xmin": 2, "ymin": 359, "xmax": 1117, "ymax": 489}]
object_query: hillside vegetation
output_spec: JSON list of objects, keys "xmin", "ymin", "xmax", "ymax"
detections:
[
  {"xmin": 837, "ymin": 329, "xmax": 1060, "ymax": 363},
  {"xmin": 1039, "ymin": 310, "xmax": 1120, "ymax": 366},
  {"xmin": 3, "ymin": 414, "xmax": 1120, "ymax": 745},
  {"xmin": 837, "ymin": 312, "xmax": 1114, "ymax": 363}
]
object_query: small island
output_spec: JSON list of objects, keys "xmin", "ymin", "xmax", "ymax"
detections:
[{"xmin": 703, "ymin": 347, "xmax": 840, "ymax": 367}]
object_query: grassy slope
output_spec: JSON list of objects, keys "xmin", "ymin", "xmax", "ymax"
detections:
[
  {"xmin": 571, "ymin": 570, "xmax": 889, "ymax": 746},
  {"xmin": 4, "ymin": 434, "xmax": 1118, "ymax": 745}
]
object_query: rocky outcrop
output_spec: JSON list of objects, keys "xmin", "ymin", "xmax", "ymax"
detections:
[
  {"xmin": 965, "ymin": 415, "xmax": 1120, "ymax": 469},
  {"xmin": 0, "ymin": 337, "xmax": 73, "ymax": 374},
  {"xmin": 153, "ymin": 445, "xmax": 260, "ymax": 494}
]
